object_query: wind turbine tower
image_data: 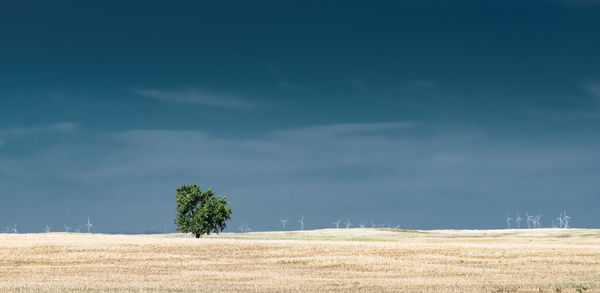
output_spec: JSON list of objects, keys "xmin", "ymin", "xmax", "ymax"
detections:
[
  {"xmin": 345, "ymin": 219, "xmax": 352, "ymax": 229},
  {"xmin": 280, "ymin": 219, "xmax": 288, "ymax": 231},
  {"xmin": 298, "ymin": 214, "xmax": 305, "ymax": 231},
  {"xmin": 562, "ymin": 210, "xmax": 570, "ymax": 229},
  {"xmin": 506, "ymin": 214, "xmax": 513, "ymax": 229},
  {"xmin": 83, "ymin": 217, "xmax": 93, "ymax": 233},
  {"xmin": 515, "ymin": 214, "xmax": 522, "ymax": 229},
  {"xmin": 533, "ymin": 215, "xmax": 541, "ymax": 228},
  {"xmin": 556, "ymin": 211, "xmax": 564, "ymax": 229},
  {"xmin": 333, "ymin": 219, "xmax": 341, "ymax": 229},
  {"xmin": 525, "ymin": 212, "xmax": 534, "ymax": 229}
]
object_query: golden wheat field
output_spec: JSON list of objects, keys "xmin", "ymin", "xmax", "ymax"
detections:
[{"xmin": 1, "ymin": 229, "xmax": 600, "ymax": 292}]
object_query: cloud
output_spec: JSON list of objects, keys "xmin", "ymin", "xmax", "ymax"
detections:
[
  {"xmin": 587, "ymin": 82, "xmax": 600, "ymax": 98},
  {"xmin": 2, "ymin": 121, "xmax": 600, "ymax": 231},
  {"xmin": 0, "ymin": 121, "xmax": 78, "ymax": 151},
  {"xmin": 0, "ymin": 121, "xmax": 78, "ymax": 137},
  {"xmin": 269, "ymin": 65, "xmax": 304, "ymax": 90},
  {"xmin": 278, "ymin": 81, "xmax": 302, "ymax": 90},
  {"xmin": 523, "ymin": 82, "xmax": 600, "ymax": 120},
  {"xmin": 273, "ymin": 121, "xmax": 419, "ymax": 139},
  {"xmin": 132, "ymin": 88, "xmax": 256, "ymax": 109}
]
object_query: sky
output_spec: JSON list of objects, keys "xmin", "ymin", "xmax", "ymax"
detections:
[{"xmin": 1, "ymin": 0, "xmax": 599, "ymax": 233}]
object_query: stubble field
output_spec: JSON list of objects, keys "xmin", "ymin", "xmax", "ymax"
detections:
[{"xmin": 1, "ymin": 228, "xmax": 599, "ymax": 292}]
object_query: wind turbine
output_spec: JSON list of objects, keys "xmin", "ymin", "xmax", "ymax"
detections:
[
  {"xmin": 556, "ymin": 211, "xmax": 564, "ymax": 229},
  {"xmin": 280, "ymin": 219, "xmax": 288, "ymax": 231},
  {"xmin": 298, "ymin": 214, "xmax": 305, "ymax": 231},
  {"xmin": 83, "ymin": 217, "xmax": 93, "ymax": 233},
  {"xmin": 333, "ymin": 219, "xmax": 341, "ymax": 229},
  {"xmin": 11, "ymin": 223, "xmax": 18, "ymax": 233},
  {"xmin": 359, "ymin": 220, "xmax": 366, "ymax": 228},
  {"xmin": 562, "ymin": 210, "xmax": 570, "ymax": 229},
  {"xmin": 515, "ymin": 214, "xmax": 522, "ymax": 229},
  {"xmin": 238, "ymin": 222, "xmax": 250, "ymax": 232},
  {"xmin": 74, "ymin": 226, "xmax": 81, "ymax": 233},
  {"xmin": 3, "ymin": 226, "xmax": 9, "ymax": 233},
  {"xmin": 345, "ymin": 219, "xmax": 352, "ymax": 229},
  {"xmin": 64, "ymin": 224, "xmax": 71, "ymax": 233},
  {"xmin": 506, "ymin": 214, "xmax": 513, "ymax": 229},
  {"xmin": 525, "ymin": 212, "xmax": 534, "ymax": 229},
  {"xmin": 44, "ymin": 225, "xmax": 52, "ymax": 233},
  {"xmin": 533, "ymin": 215, "xmax": 541, "ymax": 228}
]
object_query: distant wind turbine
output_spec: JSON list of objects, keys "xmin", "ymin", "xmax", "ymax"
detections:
[
  {"xmin": 11, "ymin": 223, "xmax": 18, "ymax": 233},
  {"xmin": 280, "ymin": 219, "xmax": 288, "ymax": 231},
  {"xmin": 298, "ymin": 214, "xmax": 305, "ymax": 231},
  {"xmin": 44, "ymin": 225, "xmax": 52, "ymax": 233},
  {"xmin": 238, "ymin": 222, "xmax": 250, "ymax": 232},
  {"xmin": 83, "ymin": 217, "xmax": 93, "ymax": 233},
  {"xmin": 64, "ymin": 224, "xmax": 71, "ymax": 233},
  {"xmin": 533, "ymin": 215, "xmax": 541, "ymax": 228},
  {"xmin": 345, "ymin": 219, "xmax": 352, "ymax": 229},
  {"xmin": 515, "ymin": 214, "xmax": 522, "ymax": 229},
  {"xmin": 556, "ymin": 211, "xmax": 564, "ymax": 229},
  {"xmin": 506, "ymin": 214, "xmax": 513, "ymax": 229},
  {"xmin": 74, "ymin": 226, "xmax": 81, "ymax": 233},
  {"xmin": 333, "ymin": 219, "xmax": 341, "ymax": 229},
  {"xmin": 525, "ymin": 212, "xmax": 534, "ymax": 229},
  {"xmin": 562, "ymin": 210, "xmax": 570, "ymax": 229},
  {"xmin": 3, "ymin": 226, "xmax": 9, "ymax": 233}
]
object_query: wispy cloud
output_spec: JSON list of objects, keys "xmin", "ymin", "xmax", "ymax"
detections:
[
  {"xmin": 269, "ymin": 65, "xmax": 304, "ymax": 90},
  {"xmin": 584, "ymin": 81, "xmax": 600, "ymax": 119},
  {"xmin": 274, "ymin": 121, "xmax": 419, "ymax": 139},
  {"xmin": 587, "ymin": 82, "xmax": 600, "ymax": 99},
  {"xmin": 132, "ymin": 88, "xmax": 256, "ymax": 109},
  {"xmin": 0, "ymin": 121, "xmax": 78, "ymax": 137},
  {"xmin": 523, "ymin": 82, "xmax": 600, "ymax": 120},
  {"xmin": 278, "ymin": 81, "xmax": 302, "ymax": 90},
  {"xmin": 0, "ymin": 121, "xmax": 79, "ymax": 150}
]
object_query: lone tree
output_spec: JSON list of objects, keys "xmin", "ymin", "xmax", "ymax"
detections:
[{"xmin": 174, "ymin": 184, "xmax": 232, "ymax": 238}]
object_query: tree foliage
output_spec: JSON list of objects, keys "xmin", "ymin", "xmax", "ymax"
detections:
[{"xmin": 174, "ymin": 184, "xmax": 232, "ymax": 238}]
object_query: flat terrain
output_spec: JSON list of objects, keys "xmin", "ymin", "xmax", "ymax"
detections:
[{"xmin": 1, "ymin": 229, "xmax": 600, "ymax": 292}]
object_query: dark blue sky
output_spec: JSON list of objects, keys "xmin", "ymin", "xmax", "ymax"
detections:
[{"xmin": 1, "ymin": 0, "xmax": 599, "ymax": 233}]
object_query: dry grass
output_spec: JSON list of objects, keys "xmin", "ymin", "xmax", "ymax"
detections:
[{"xmin": 1, "ymin": 229, "xmax": 600, "ymax": 292}]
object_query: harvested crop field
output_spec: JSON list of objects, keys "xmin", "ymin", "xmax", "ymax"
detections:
[{"xmin": 1, "ymin": 229, "xmax": 599, "ymax": 292}]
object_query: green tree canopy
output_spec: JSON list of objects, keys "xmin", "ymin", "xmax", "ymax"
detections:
[{"xmin": 174, "ymin": 184, "xmax": 232, "ymax": 238}]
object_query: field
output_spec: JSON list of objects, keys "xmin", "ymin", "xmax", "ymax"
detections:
[{"xmin": 1, "ymin": 228, "xmax": 600, "ymax": 292}]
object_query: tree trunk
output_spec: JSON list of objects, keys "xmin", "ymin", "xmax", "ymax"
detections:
[{"xmin": 195, "ymin": 234, "xmax": 200, "ymax": 238}]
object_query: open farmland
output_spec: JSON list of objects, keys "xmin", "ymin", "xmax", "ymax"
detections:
[{"xmin": 1, "ymin": 229, "xmax": 600, "ymax": 292}]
